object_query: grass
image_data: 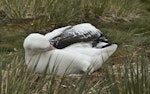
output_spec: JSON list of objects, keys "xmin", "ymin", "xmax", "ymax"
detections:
[
  {"xmin": 1, "ymin": 50, "xmax": 149, "ymax": 94},
  {"xmin": 0, "ymin": 0, "xmax": 150, "ymax": 94},
  {"xmin": 103, "ymin": 50, "xmax": 150, "ymax": 94},
  {"xmin": 0, "ymin": 0, "xmax": 142, "ymax": 28}
]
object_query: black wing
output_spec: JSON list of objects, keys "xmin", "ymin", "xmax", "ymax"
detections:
[{"xmin": 49, "ymin": 23, "xmax": 108, "ymax": 49}]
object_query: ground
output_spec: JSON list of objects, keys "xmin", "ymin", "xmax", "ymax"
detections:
[{"xmin": 0, "ymin": 1, "xmax": 150, "ymax": 94}]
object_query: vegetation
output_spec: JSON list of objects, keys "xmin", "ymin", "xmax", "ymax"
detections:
[{"xmin": 0, "ymin": 0, "xmax": 150, "ymax": 94}]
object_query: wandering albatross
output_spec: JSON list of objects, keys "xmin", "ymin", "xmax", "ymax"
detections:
[
  {"xmin": 23, "ymin": 33, "xmax": 118, "ymax": 75},
  {"xmin": 45, "ymin": 23, "xmax": 109, "ymax": 49}
]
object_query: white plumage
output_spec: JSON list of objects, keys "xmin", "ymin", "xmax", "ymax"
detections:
[
  {"xmin": 45, "ymin": 25, "xmax": 72, "ymax": 40},
  {"xmin": 23, "ymin": 33, "xmax": 118, "ymax": 75}
]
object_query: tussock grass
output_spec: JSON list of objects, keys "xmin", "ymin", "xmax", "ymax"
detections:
[
  {"xmin": 0, "ymin": 0, "xmax": 150, "ymax": 94},
  {"xmin": 0, "ymin": 0, "xmax": 142, "ymax": 28},
  {"xmin": 103, "ymin": 50, "xmax": 150, "ymax": 94},
  {"xmin": 1, "ymin": 49, "xmax": 149, "ymax": 94}
]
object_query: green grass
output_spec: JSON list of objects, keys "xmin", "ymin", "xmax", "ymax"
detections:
[
  {"xmin": 0, "ymin": 0, "xmax": 150, "ymax": 94},
  {"xmin": 1, "ymin": 49, "xmax": 149, "ymax": 94},
  {"xmin": 103, "ymin": 50, "xmax": 150, "ymax": 94},
  {"xmin": 0, "ymin": 0, "xmax": 143, "ymax": 28}
]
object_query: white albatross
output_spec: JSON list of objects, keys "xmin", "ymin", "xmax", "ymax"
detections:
[
  {"xmin": 45, "ymin": 23, "xmax": 109, "ymax": 49},
  {"xmin": 23, "ymin": 33, "xmax": 118, "ymax": 75}
]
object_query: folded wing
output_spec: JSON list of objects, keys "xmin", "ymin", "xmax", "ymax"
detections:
[{"xmin": 47, "ymin": 23, "xmax": 108, "ymax": 49}]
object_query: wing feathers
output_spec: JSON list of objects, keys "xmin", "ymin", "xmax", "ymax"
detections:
[{"xmin": 49, "ymin": 23, "xmax": 108, "ymax": 48}]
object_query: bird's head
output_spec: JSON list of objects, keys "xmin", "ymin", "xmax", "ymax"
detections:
[{"xmin": 23, "ymin": 33, "xmax": 56, "ymax": 54}]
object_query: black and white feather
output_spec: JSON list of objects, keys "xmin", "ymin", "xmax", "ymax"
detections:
[
  {"xmin": 45, "ymin": 23, "xmax": 108, "ymax": 49},
  {"xmin": 24, "ymin": 33, "xmax": 118, "ymax": 75}
]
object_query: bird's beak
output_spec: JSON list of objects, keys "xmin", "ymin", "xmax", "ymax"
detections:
[{"xmin": 49, "ymin": 44, "xmax": 57, "ymax": 51}]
